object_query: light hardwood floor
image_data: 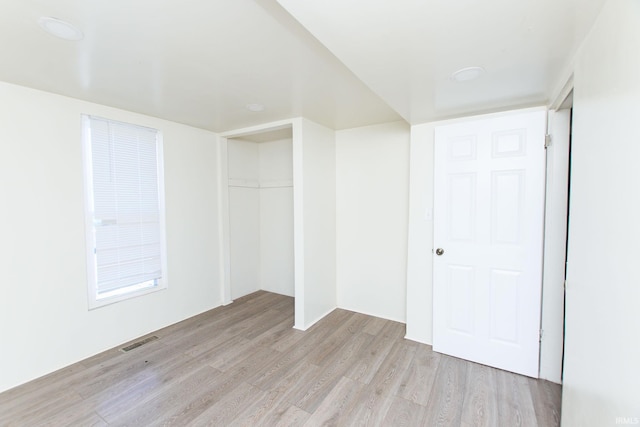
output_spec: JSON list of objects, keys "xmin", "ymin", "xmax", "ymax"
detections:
[{"xmin": 0, "ymin": 291, "xmax": 561, "ymax": 426}]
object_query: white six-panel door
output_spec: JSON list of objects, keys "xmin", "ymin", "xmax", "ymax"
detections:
[{"xmin": 433, "ymin": 110, "xmax": 546, "ymax": 378}]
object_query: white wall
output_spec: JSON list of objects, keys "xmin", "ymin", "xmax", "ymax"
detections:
[
  {"xmin": 562, "ymin": 1, "xmax": 640, "ymax": 424},
  {"xmin": 294, "ymin": 118, "xmax": 337, "ymax": 329},
  {"xmin": 259, "ymin": 139, "xmax": 294, "ymax": 297},
  {"xmin": 228, "ymin": 139, "xmax": 260, "ymax": 183},
  {"xmin": 0, "ymin": 81, "xmax": 221, "ymax": 393},
  {"xmin": 227, "ymin": 140, "xmax": 261, "ymax": 299},
  {"xmin": 336, "ymin": 121, "xmax": 410, "ymax": 322},
  {"xmin": 259, "ymin": 138, "xmax": 293, "ymax": 183},
  {"xmin": 405, "ymin": 122, "xmax": 436, "ymax": 343}
]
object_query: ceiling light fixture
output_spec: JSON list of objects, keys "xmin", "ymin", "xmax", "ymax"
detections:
[
  {"xmin": 451, "ymin": 66, "xmax": 485, "ymax": 82},
  {"xmin": 245, "ymin": 103, "xmax": 265, "ymax": 112},
  {"xmin": 38, "ymin": 17, "xmax": 84, "ymax": 41}
]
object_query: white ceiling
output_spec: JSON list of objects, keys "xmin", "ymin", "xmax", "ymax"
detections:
[
  {"xmin": 277, "ymin": 0, "xmax": 607, "ymax": 124},
  {"xmin": 0, "ymin": 0, "xmax": 399, "ymax": 132},
  {"xmin": 0, "ymin": 0, "xmax": 606, "ymax": 132}
]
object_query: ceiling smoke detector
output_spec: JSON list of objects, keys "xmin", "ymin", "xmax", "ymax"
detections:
[
  {"xmin": 38, "ymin": 17, "xmax": 84, "ymax": 41},
  {"xmin": 245, "ymin": 103, "xmax": 266, "ymax": 112},
  {"xmin": 451, "ymin": 66, "xmax": 485, "ymax": 82}
]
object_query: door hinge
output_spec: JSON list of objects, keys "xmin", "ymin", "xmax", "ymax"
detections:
[
  {"xmin": 544, "ymin": 134, "xmax": 551, "ymax": 148},
  {"xmin": 539, "ymin": 329, "xmax": 544, "ymax": 342}
]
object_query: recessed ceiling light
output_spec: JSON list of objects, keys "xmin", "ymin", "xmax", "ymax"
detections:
[
  {"xmin": 245, "ymin": 103, "xmax": 265, "ymax": 112},
  {"xmin": 38, "ymin": 17, "xmax": 84, "ymax": 41},
  {"xmin": 451, "ymin": 66, "xmax": 485, "ymax": 82}
]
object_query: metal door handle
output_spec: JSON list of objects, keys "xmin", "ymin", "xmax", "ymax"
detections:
[{"xmin": 435, "ymin": 248, "xmax": 444, "ymax": 256}]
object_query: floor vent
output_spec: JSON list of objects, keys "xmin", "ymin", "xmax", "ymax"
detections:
[{"xmin": 121, "ymin": 335, "xmax": 159, "ymax": 352}]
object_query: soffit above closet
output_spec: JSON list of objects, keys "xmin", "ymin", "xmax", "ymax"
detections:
[{"xmin": 233, "ymin": 127, "xmax": 293, "ymax": 143}]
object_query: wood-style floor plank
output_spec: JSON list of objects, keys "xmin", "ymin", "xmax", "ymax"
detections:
[
  {"xmin": 422, "ymin": 354, "xmax": 469, "ymax": 427},
  {"xmin": 459, "ymin": 362, "xmax": 499, "ymax": 427},
  {"xmin": 0, "ymin": 290, "xmax": 562, "ymax": 426},
  {"xmin": 103, "ymin": 365, "xmax": 225, "ymax": 425},
  {"xmin": 344, "ymin": 321, "xmax": 404, "ymax": 385},
  {"xmin": 340, "ymin": 385, "xmax": 396, "ymax": 426},
  {"xmin": 495, "ymin": 366, "xmax": 539, "ymax": 427},
  {"xmin": 287, "ymin": 333, "xmax": 373, "ymax": 413},
  {"xmin": 368, "ymin": 340, "xmax": 417, "ymax": 398},
  {"xmin": 302, "ymin": 376, "xmax": 364, "ymax": 426},
  {"xmin": 95, "ymin": 351, "xmax": 220, "ymax": 422},
  {"xmin": 186, "ymin": 381, "xmax": 268, "ymax": 426},
  {"xmin": 382, "ymin": 395, "xmax": 428, "ymax": 427},
  {"xmin": 528, "ymin": 376, "xmax": 563, "ymax": 427},
  {"xmin": 396, "ymin": 342, "xmax": 441, "ymax": 406}
]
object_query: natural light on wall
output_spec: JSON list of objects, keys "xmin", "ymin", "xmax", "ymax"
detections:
[{"xmin": 81, "ymin": 115, "xmax": 168, "ymax": 309}]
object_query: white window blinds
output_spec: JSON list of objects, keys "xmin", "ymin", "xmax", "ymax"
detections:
[{"xmin": 83, "ymin": 116, "xmax": 166, "ymax": 303}]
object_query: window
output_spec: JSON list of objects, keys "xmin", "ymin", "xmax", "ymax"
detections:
[{"xmin": 82, "ymin": 115, "xmax": 167, "ymax": 308}]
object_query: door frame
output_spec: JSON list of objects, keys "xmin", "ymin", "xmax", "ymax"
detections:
[{"xmin": 538, "ymin": 81, "xmax": 573, "ymax": 383}]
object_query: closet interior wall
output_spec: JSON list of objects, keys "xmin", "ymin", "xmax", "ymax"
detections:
[{"xmin": 227, "ymin": 134, "xmax": 294, "ymax": 300}]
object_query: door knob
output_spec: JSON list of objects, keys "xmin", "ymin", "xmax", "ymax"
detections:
[{"xmin": 435, "ymin": 248, "xmax": 444, "ymax": 256}]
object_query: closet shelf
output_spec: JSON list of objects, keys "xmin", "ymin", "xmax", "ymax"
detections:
[{"xmin": 228, "ymin": 178, "xmax": 293, "ymax": 189}]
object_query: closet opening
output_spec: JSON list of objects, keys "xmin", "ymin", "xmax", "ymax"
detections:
[{"xmin": 226, "ymin": 126, "xmax": 294, "ymax": 300}]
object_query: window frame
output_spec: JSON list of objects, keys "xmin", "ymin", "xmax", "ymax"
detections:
[{"xmin": 81, "ymin": 115, "xmax": 168, "ymax": 309}]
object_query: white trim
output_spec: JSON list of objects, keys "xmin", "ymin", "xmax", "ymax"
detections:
[
  {"xmin": 227, "ymin": 178, "xmax": 260, "ymax": 188},
  {"xmin": 227, "ymin": 179, "xmax": 293, "ymax": 189},
  {"xmin": 81, "ymin": 115, "xmax": 97, "ymax": 307},
  {"xmin": 260, "ymin": 180, "xmax": 293, "ymax": 188},
  {"xmin": 156, "ymin": 130, "xmax": 169, "ymax": 300},
  {"xmin": 336, "ymin": 305, "xmax": 406, "ymax": 324},
  {"xmin": 220, "ymin": 119, "xmax": 294, "ymax": 139},
  {"xmin": 550, "ymin": 75, "xmax": 574, "ymax": 112},
  {"xmin": 291, "ymin": 118, "xmax": 305, "ymax": 330},
  {"xmin": 294, "ymin": 307, "xmax": 335, "ymax": 331},
  {"xmin": 218, "ymin": 135, "xmax": 232, "ymax": 305},
  {"xmin": 404, "ymin": 334, "xmax": 431, "ymax": 345},
  {"xmin": 425, "ymin": 106, "xmax": 548, "ymax": 129}
]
